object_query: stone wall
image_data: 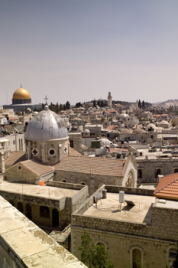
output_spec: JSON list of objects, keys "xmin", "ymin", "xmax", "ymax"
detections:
[
  {"xmin": 68, "ymin": 133, "xmax": 82, "ymax": 153},
  {"xmin": 71, "ymin": 186, "xmax": 178, "ymax": 267},
  {"xmin": 72, "ymin": 196, "xmax": 178, "ymax": 242},
  {"xmin": 5, "ymin": 163, "xmax": 38, "ymax": 184},
  {"xmin": 137, "ymin": 157, "xmax": 178, "ymax": 183},
  {"xmin": 46, "ymin": 181, "xmax": 85, "ymax": 190},
  {"xmin": 71, "ymin": 226, "xmax": 176, "ymax": 268},
  {"xmin": 54, "ymin": 170, "xmax": 119, "ymax": 195},
  {"xmin": 26, "ymin": 137, "xmax": 69, "ymax": 165}
]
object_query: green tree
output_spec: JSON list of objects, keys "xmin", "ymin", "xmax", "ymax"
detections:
[
  {"xmin": 142, "ymin": 100, "xmax": 145, "ymax": 109},
  {"xmin": 66, "ymin": 101, "xmax": 71, "ymax": 110},
  {"xmin": 138, "ymin": 99, "xmax": 141, "ymax": 109},
  {"xmin": 93, "ymin": 99, "xmax": 97, "ymax": 108},
  {"xmin": 79, "ymin": 230, "xmax": 114, "ymax": 268}
]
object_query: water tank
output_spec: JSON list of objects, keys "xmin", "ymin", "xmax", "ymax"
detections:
[
  {"xmin": 119, "ymin": 191, "xmax": 125, "ymax": 203},
  {"xmin": 102, "ymin": 189, "xmax": 107, "ymax": 199}
]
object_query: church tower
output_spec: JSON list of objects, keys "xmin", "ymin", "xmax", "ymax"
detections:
[{"xmin": 107, "ymin": 92, "xmax": 112, "ymax": 108}]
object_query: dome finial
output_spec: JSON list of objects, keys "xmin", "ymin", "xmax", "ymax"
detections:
[
  {"xmin": 20, "ymin": 83, "xmax": 22, "ymax": 88},
  {"xmin": 44, "ymin": 105, "xmax": 49, "ymax": 111}
]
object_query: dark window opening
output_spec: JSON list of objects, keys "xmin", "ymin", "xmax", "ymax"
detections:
[
  {"xmin": 133, "ymin": 249, "xmax": 141, "ymax": 268},
  {"xmin": 70, "ymin": 140, "xmax": 74, "ymax": 148},
  {"xmin": 26, "ymin": 204, "xmax": 32, "ymax": 220},
  {"xmin": 155, "ymin": 168, "xmax": 161, "ymax": 179},
  {"xmin": 138, "ymin": 169, "xmax": 142, "ymax": 179},
  {"xmin": 40, "ymin": 206, "xmax": 50, "ymax": 218},
  {"xmin": 17, "ymin": 202, "xmax": 23, "ymax": 213},
  {"xmin": 49, "ymin": 149, "xmax": 55, "ymax": 155},
  {"xmin": 52, "ymin": 209, "xmax": 59, "ymax": 227}
]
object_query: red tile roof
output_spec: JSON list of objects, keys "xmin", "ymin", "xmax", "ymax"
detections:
[
  {"xmin": 69, "ymin": 147, "xmax": 82, "ymax": 156},
  {"xmin": 107, "ymin": 110, "xmax": 117, "ymax": 113},
  {"xmin": 21, "ymin": 159, "xmax": 53, "ymax": 176},
  {"xmin": 106, "ymin": 125, "xmax": 119, "ymax": 130},
  {"xmin": 153, "ymin": 173, "xmax": 178, "ymax": 200},
  {"xmin": 5, "ymin": 151, "xmax": 26, "ymax": 168},
  {"xmin": 55, "ymin": 156, "xmax": 126, "ymax": 176}
]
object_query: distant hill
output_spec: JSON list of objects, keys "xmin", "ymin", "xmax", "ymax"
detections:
[{"xmin": 152, "ymin": 99, "xmax": 178, "ymax": 107}]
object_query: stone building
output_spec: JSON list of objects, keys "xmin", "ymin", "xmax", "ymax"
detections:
[
  {"xmin": 54, "ymin": 154, "xmax": 137, "ymax": 195},
  {"xmin": 136, "ymin": 155, "xmax": 178, "ymax": 184},
  {"xmin": 3, "ymin": 85, "xmax": 42, "ymax": 111},
  {"xmin": 0, "ymin": 195, "xmax": 86, "ymax": 268},
  {"xmin": 0, "ymin": 180, "xmax": 88, "ymax": 231},
  {"xmin": 107, "ymin": 92, "xmax": 112, "ymax": 108},
  {"xmin": 71, "ymin": 185, "xmax": 178, "ymax": 268}
]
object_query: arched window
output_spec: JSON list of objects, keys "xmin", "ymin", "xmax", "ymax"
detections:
[
  {"xmin": 52, "ymin": 209, "xmax": 59, "ymax": 227},
  {"xmin": 129, "ymin": 246, "xmax": 144, "ymax": 268},
  {"xmin": 97, "ymin": 242, "xmax": 105, "ymax": 248},
  {"xmin": 26, "ymin": 204, "xmax": 32, "ymax": 220},
  {"xmin": 138, "ymin": 169, "xmax": 142, "ymax": 179},
  {"xmin": 40, "ymin": 206, "xmax": 49, "ymax": 218},
  {"xmin": 133, "ymin": 249, "xmax": 141, "ymax": 268},
  {"xmin": 17, "ymin": 202, "xmax": 23, "ymax": 213},
  {"xmin": 174, "ymin": 168, "xmax": 178, "ymax": 173},
  {"xmin": 169, "ymin": 248, "xmax": 177, "ymax": 259},
  {"xmin": 155, "ymin": 168, "xmax": 161, "ymax": 179}
]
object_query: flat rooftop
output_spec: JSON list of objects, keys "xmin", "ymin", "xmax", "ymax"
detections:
[
  {"xmin": 155, "ymin": 199, "xmax": 178, "ymax": 209},
  {"xmin": 0, "ymin": 195, "xmax": 86, "ymax": 268},
  {"xmin": 0, "ymin": 181, "xmax": 79, "ymax": 200},
  {"xmin": 83, "ymin": 193, "xmax": 155, "ymax": 224}
]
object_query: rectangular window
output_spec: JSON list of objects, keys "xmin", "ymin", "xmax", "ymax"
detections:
[
  {"xmin": 70, "ymin": 140, "xmax": 74, "ymax": 148},
  {"xmin": 169, "ymin": 251, "xmax": 177, "ymax": 259}
]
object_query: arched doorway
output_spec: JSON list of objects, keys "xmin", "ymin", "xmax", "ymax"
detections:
[
  {"xmin": 52, "ymin": 209, "xmax": 59, "ymax": 227},
  {"xmin": 17, "ymin": 202, "xmax": 23, "ymax": 213},
  {"xmin": 26, "ymin": 204, "xmax": 32, "ymax": 220}
]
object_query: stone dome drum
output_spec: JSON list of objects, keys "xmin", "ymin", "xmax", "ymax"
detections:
[{"xmin": 26, "ymin": 107, "xmax": 68, "ymax": 141}]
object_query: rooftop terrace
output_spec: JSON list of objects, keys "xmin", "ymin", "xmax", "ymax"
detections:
[
  {"xmin": 83, "ymin": 193, "xmax": 155, "ymax": 224},
  {"xmin": 0, "ymin": 181, "xmax": 79, "ymax": 200}
]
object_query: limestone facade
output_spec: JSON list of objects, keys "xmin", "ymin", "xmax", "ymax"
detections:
[
  {"xmin": 26, "ymin": 137, "xmax": 69, "ymax": 165},
  {"xmin": 137, "ymin": 157, "xmax": 178, "ymax": 184},
  {"xmin": 68, "ymin": 132, "xmax": 82, "ymax": 153},
  {"xmin": 0, "ymin": 182, "xmax": 88, "ymax": 231},
  {"xmin": 71, "ymin": 186, "xmax": 178, "ymax": 268}
]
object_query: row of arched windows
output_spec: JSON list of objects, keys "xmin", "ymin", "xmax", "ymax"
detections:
[{"xmin": 8, "ymin": 201, "xmax": 59, "ymax": 227}]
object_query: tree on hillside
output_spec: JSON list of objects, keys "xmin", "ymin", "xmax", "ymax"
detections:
[
  {"xmin": 75, "ymin": 102, "xmax": 82, "ymax": 108},
  {"xmin": 142, "ymin": 100, "xmax": 145, "ymax": 109},
  {"xmin": 66, "ymin": 101, "xmax": 71, "ymax": 110},
  {"xmin": 79, "ymin": 230, "xmax": 114, "ymax": 268},
  {"xmin": 93, "ymin": 99, "xmax": 97, "ymax": 108},
  {"xmin": 138, "ymin": 99, "xmax": 141, "ymax": 109}
]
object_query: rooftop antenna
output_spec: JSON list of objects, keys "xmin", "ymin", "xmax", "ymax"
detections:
[{"xmin": 44, "ymin": 95, "xmax": 48, "ymax": 105}]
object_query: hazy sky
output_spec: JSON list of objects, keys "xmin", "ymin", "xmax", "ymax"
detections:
[{"xmin": 0, "ymin": 0, "xmax": 178, "ymax": 105}]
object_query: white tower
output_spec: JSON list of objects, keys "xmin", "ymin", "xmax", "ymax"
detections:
[{"xmin": 107, "ymin": 92, "xmax": 112, "ymax": 108}]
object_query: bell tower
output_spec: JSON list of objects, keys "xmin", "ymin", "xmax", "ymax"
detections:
[{"xmin": 107, "ymin": 92, "xmax": 112, "ymax": 108}]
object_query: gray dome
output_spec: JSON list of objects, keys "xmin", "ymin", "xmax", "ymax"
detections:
[{"xmin": 26, "ymin": 107, "xmax": 68, "ymax": 141}]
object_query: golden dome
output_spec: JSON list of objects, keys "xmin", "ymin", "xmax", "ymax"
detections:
[{"xmin": 13, "ymin": 87, "xmax": 31, "ymax": 100}]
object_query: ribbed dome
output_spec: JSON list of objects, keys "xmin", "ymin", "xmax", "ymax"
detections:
[
  {"xmin": 26, "ymin": 107, "xmax": 68, "ymax": 141},
  {"xmin": 13, "ymin": 87, "xmax": 31, "ymax": 99}
]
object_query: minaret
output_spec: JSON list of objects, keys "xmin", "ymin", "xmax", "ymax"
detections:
[{"xmin": 107, "ymin": 92, "xmax": 112, "ymax": 108}]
